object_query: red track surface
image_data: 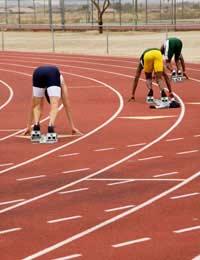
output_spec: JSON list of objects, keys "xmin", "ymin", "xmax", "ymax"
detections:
[{"xmin": 0, "ymin": 51, "xmax": 200, "ymax": 260}]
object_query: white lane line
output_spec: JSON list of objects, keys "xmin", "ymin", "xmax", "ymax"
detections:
[
  {"xmin": 62, "ymin": 168, "xmax": 90, "ymax": 174},
  {"xmin": 87, "ymin": 178, "xmax": 183, "ymax": 182},
  {"xmin": 0, "ymin": 227, "xmax": 22, "ymax": 235},
  {"xmin": 112, "ymin": 237, "xmax": 151, "ymax": 248},
  {"xmin": 118, "ymin": 115, "xmax": 176, "ymax": 120},
  {"xmin": 87, "ymin": 178, "xmax": 130, "ymax": 181},
  {"xmin": 170, "ymin": 192, "xmax": 200, "ymax": 200},
  {"xmin": 16, "ymin": 175, "xmax": 46, "ymax": 181},
  {"xmin": 174, "ymin": 225, "xmax": 200, "ymax": 234},
  {"xmin": 0, "ymin": 163, "xmax": 14, "ymax": 167},
  {"xmin": 138, "ymin": 155, "xmax": 163, "ymax": 161},
  {"xmin": 108, "ymin": 180, "xmax": 135, "ymax": 186},
  {"xmin": 0, "ymin": 80, "xmax": 14, "ymax": 110},
  {"xmin": 108, "ymin": 178, "xmax": 184, "ymax": 186},
  {"xmin": 105, "ymin": 205, "xmax": 135, "ymax": 212},
  {"xmin": 186, "ymin": 102, "xmax": 200, "ymax": 105},
  {"xmin": 59, "ymin": 188, "xmax": 89, "ymax": 194},
  {"xmin": 194, "ymin": 134, "xmax": 200, "ymax": 137},
  {"xmin": 0, "ymin": 199, "xmax": 25, "ymax": 205},
  {"xmin": 58, "ymin": 153, "xmax": 80, "ymax": 157},
  {"xmin": 51, "ymin": 254, "xmax": 82, "ymax": 260},
  {"xmin": 0, "ymin": 129, "xmax": 20, "ymax": 132},
  {"xmin": 176, "ymin": 150, "xmax": 199, "ymax": 155},
  {"xmin": 153, "ymin": 172, "xmax": 179, "ymax": 178},
  {"xmin": 192, "ymin": 255, "xmax": 200, "ymax": 260},
  {"xmin": 47, "ymin": 216, "xmax": 82, "ymax": 224},
  {"xmin": 94, "ymin": 147, "xmax": 115, "ymax": 152},
  {"xmin": 126, "ymin": 143, "xmax": 146, "ymax": 147},
  {"xmin": 165, "ymin": 137, "xmax": 184, "ymax": 142}
]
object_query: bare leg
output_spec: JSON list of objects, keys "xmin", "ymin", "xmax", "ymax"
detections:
[
  {"xmin": 49, "ymin": 96, "xmax": 60, "ymax": 127},
  {"xmin": 32, "ymin": 97, "xmax": 44, "ymax": 124}
]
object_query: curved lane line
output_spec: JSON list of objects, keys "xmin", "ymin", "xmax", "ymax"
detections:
[{"xmin": 0, "ymin": 80, "xmax": 14, "ymax": 111}]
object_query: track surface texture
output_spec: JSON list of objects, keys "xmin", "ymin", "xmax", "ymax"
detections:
[{"xmin": 0, "ymin": 51, "xmax": 200, "ymax": 260}]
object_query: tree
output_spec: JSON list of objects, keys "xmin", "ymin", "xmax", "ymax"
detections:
[{"xmin": 91, "ymin": 0, "xmax": 110, "ymax": 33}]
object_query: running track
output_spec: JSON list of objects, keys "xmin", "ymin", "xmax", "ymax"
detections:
[{"xmin": 0, "ymin": 51, "xmax": 200, "ymax": 260}]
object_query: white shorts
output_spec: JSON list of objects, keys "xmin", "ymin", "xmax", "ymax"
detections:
[{"xmin": 33, "ymin": 86, "xmax": 61, "ymax": 98}]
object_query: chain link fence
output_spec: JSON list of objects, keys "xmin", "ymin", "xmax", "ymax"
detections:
[{"xmin": 0, "ymin": 0, "xmax": 200, "ymax": 27}]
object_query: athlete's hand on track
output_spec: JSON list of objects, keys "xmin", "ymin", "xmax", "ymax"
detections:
[
  {"xmin": 22, "ymin": 127, "xmax": 31, "ymax": 136},
  {"xmin": 183, "ymin": 72, "xmax": 189, "ymax": 79},
  {"xmin": 128, "ymin": 96, "xmax": 135, "ymax": 102},
  {"xmin": 72, "ymin": 128, "xmax": 83, "ymax": 135}
]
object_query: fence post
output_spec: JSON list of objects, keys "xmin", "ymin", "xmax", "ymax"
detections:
[
  {"xmin": 51, "ymin": 24, "xmax": 55, "ymax": 53},
  {"xmin": 106, "ymin": 26, "xmax": 109, "ymax": 55},
  {"xmin": 1, "ymin": 28, "xmax": 5, "ymax": 51}
]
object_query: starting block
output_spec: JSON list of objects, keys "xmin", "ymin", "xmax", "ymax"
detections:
[
  {"xmin": 39, "ymin": 133, "xmax": 58, "ymax": 144},
  {"xmin": 171, "ymin": 75, "xmax": 185, "ymax": 82},
  {"xmin": 31, "ymin": 130, "xmax": 41, "ymax": 143}
]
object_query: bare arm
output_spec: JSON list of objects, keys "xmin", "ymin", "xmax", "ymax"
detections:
[
  {"xmin": 61, "ymin": 77, "xmax": 82, "ymax": 135},
  {"xmin": 165, "ymin": 60, "xmax": 173, "ymax": 73},
  {"xmin": 129, "ymin": 63, "xmax": 143, "ymax": 101}
]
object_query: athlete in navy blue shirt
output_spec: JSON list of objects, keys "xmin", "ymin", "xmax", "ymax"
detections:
[{"xmin": 24, "ymin": 66, "xmax": 81, "ymax": 136}]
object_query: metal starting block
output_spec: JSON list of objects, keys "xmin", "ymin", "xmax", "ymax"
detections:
[
  {"xmin": 31, "ymin": 130, "xmax": 41, "ymax": 143},
  {"xmin": 172, "ymin": 75, "xmax": 185, "ymax": 82},
  {"xmin": 39, "ymin": 133, "xmax": 58, "ymax": 144}
]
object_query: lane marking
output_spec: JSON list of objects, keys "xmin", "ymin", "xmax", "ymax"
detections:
[
  {"xmin": 0, "ymin": 129, "xmax": 20, "ymax": 132},
  {"xmin": 170, "ymin": 192, "xmax": 200, "ymax": 200},
  {"xmin": 192, "ymin": 255, "xmax": 200, "ymax": 260},
  {"xmin": 0, "ymin": 80, "xmax": 14, "ymax": 111},
  {"xmin": 59, "ymin": 188, "xmax": 89, "ymax": 194},
  {"xmin": 194, "ymin": 134, "xmax": 200, "ymax": 137},
  {"xmin": 176, "ymin": 150, "xmax": 199, "ymax": 155},
  {"xmin": 62, "ymin": 168, "xmax": 90, "ymax": 174},
  {"xmin": 47, "ymin": 216, "xmax": 82, "ymax": 224},
  {"xmin": 0, "ymin": 163, "xmax": 14, "ymax": 167},
  {"xmin": 108, "ymin": 180, "xmax": 134, "ymax": 186},
  {"xmin": 0, "ymin": 227, "xmax": 22, "ymax": 235},
  {"xmin": 0, "ymin": 199, "xmax": 25, "ymax": 205},
  {"xmin": 105, "ymin": 205, "xmax": 135, "ymax": 212},
  {"xmin": 174, "ymin": 225, "xmax": 200, "ymax": 234},
  {"xmin": 87, "ymin": 178, "xmax": 183, "ymax": 182},
  {"xmin": 112, "ymin": 237, "xmax": 151, "ymax": 248},
  {"xmin": 58, "ymin": 153, "xmax": 80, "ymax": 157},
  {"xmin": 153, "ymin": 172, "xmax": 179, "ymax": 178},
  {"xmin": 16, "ymin": 175, "xmax": 46, "ymax": 181},
  {"xmin": 165, "ymin": 138, "xmax": 184, "ymax": 142},
  {"xmin": 94, "ymin": 147, "xmax": 115, "ymax": 152},
  {"xmin": 186, "ymin": 102, "xmax": 200, "ymax": 105},
  {"xmin": 52, "ymin": 254, "xmax": 82, "ymax": 260},
  {"xmin": 126, "ymin": 143, "xmax": 146, "ymax": 147},
  {"xmin": 118, "ymin": 115, "xmax": 176, "ymax": 120},
  {"xmin": 138, "ymin": 155, "xmax": 163, "ymax": 161},
  {"xmin": 108, "ymin": 178, "xmax": 184, "ymax": 186}
]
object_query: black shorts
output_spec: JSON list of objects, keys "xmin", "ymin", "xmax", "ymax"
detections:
[{"xmin": 33, "ymin": 66, "xmax": 61, "ymax": 88}]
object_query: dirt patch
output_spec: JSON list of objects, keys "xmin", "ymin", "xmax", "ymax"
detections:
[{"xmin": 1, "ymin": 30, "xmax": 200, "ymax": 63}]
